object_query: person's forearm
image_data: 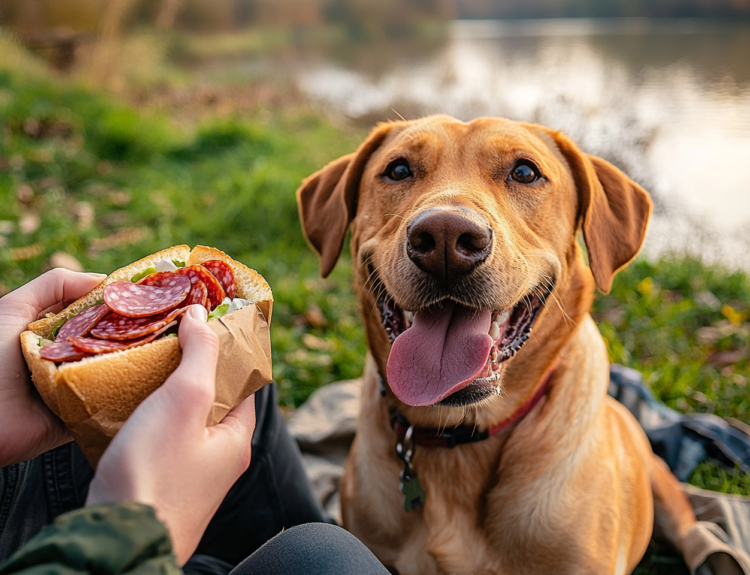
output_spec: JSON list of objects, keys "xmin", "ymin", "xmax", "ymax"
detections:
[{"xmin": 0, "ymin": 502, "xmax": 180, "ymax": 575}]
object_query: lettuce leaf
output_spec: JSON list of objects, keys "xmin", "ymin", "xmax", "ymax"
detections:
[
  {"xmin": 208, "ymin": 303, "xmax": 229, "ymax": 321},
  {"xmin": 131, "ymin": 267, "xmax": 156, "ymax": 282}
]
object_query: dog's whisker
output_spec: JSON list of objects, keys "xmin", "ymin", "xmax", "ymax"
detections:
[
  {"xmin": 537, "ymin": 271, "xmax": 576, "ymax": 329},
  {"xmin": 390, "ymin": 108, "xmax": 407, "ymax": 122}
]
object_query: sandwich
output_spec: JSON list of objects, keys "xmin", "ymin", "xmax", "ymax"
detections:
[{"xmin": 20, "ymin": 244, "xmax": 273, "ymax": 466}]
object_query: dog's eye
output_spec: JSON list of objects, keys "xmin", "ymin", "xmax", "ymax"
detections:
[
  {"xmin": 510, "ymin": 162, "xmax": 539, "ymax": 184},
  {"xmin": 384, "ymin": 159, "xmax": 413, "ymax": 182}
]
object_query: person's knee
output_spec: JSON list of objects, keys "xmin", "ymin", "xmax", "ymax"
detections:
[{"xmin": 232, "ymin": 522, "xmax": 389, "ymax": 575}]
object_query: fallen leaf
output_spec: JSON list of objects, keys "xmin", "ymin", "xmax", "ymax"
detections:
[
  {"xmin": 303, "ymin": 333, "xmax": 335, "ymax": 352},
  {"xmin": 304, "ymin": 305, "xmax": 327, "ymax": 329},
  {"xmin": 108, "ymin": 191, "xmax": 131, "ymax": 207},
  {"xmin": 692, "ymin": 391, "xmax": 710, "ymax": 405},
  {"xmin": 23, "ymin": 118, "xmax": 40, "ymax": 137},
  {"xmin": 695, "ymin": 291, "xmax": 721, "ymax": 311},
  {"xmin": 705, "ymin": 348, "xmax": 746, "ymax": 367},
  {"xmin": 19, "ymin": 212, "xmax": 40, "ymax": 235},
  {"xmin": 10, "ymin": 243, "xmax": 44, "ymax": 261},
  {"xmin": 37, "ymin": 177, "xmax": 60, "ymax": 190},
  {"xmin": 696, "ymin": 326, "xmax": 720, "ymax": 345},
  {"xmin": 72, "ymin": 202, "xmax": 94, "ymax": 229},
  {"xmin": 46, "ymin": 252, "xmax": 83, "ymax": 272},
  {"xmin": 16, "ymin": 184, "xmax": 34, "ymax": 205},
  {"xmin": 87, "ymin": 228, "xmax": 146, "ymax": 254}
]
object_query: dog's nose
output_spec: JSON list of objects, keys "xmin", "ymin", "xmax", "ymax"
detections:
[{"xmin": 406, "ymin": 208, "xmax": 493, "ymax": 282}]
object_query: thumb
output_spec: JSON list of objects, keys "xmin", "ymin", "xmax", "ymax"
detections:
[{"xmin": 159, "ymin": 306, "xmax": 220, "ymax": 420}]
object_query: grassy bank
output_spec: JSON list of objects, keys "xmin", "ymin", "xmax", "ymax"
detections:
[
  {"xmin": 0, "ymin": 63, "xmax": 368, "ymax": 407},
  {"xmin": 1, "ymin": 54, "xmax": 748, "ymax": 515}
]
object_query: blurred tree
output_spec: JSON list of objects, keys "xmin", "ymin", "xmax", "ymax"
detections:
[
  {"xmin": 156, "ymin": 0, "xmax": 184, "ymax": 29},
  {"xmin": 326, "ymin": 0, "xmax": 453, "ymax": 39},
  {"xmin": 2, "ymin": 0, "xmax": 748, "ymax": 38},
  {"xmin": 0, "ymin": 0, "xmax": 106, "ymax": 33},
  {"xmin": 88, "ymin": 0, "xmax": 139, "ymax": 83},
  {"xmin": 176, "ymin": 0, "xmax": 237, "ymax": 31},
  {"xmin": 451, "ymin": 0, "xmax": 750, "ymax": 18},
  {"xmin": 254, "ymin": 0, "xmax": 324, "ymax": 27}
]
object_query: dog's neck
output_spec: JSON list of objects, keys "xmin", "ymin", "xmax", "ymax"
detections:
[{"xmin": 384, "ymin": 357, "xmax": 558, "ymax": 448}]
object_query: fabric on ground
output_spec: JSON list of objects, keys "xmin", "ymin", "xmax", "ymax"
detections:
[{"xmin": 288, "ymin": 367, "xmax": 750, "ymax": 575}]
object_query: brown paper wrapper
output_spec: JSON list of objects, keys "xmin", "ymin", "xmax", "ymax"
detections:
[{"xmin": 52, "ymin": 302, "xmax": 272, "ymax": 467}]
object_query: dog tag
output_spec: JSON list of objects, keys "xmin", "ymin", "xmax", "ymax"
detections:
[{"xmin": 400, "ymin": 476, "xmax": 426, "ymax": 512}]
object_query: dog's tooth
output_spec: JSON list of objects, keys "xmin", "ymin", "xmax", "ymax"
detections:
[
  {"xmin": 404, "ymin": 311, "xmax": 414, "ymax": 323},
  {"xmin": 498, "ymin": 310, "xmax": 510, "ymax": 324},
  {"xmin": 489, "ymin": 321, "xmax": 500, "ymax": 340}
]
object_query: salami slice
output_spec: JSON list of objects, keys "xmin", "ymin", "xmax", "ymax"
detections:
[
  {"xmin": 176, "ymin": 265, "xmax": 225, "ymax": 311},
  {"xmin": 201, "ymin": 260, "xmax": 236, "ymax": 299},
  {"xmin": 137, "ymin": 271, "xmax": 180, "ymax": 287},
  {"xmin": 55, "ymin": 304, "xmax": 109, "ymax": 343},
  {"xmin": 69, "ymin": 333, "xmax": 157, "ymax": 353},
  {"xmin": 69, "ymin": 321, "xmax": 178, "ymax": 355},
  {"xmin": 90, "ymin": 306, "xmax": 187, "ymax": 341},
  {"xmin": 184, "ymin": 280, "xmax": 210, "ymax": 312},
  {"xmin": 104, "ymin": 276, "xmax": 191, "ymax": 318},
  {"xmin": 40, "ymin": 341, "xmax": 94, "ymax": 363}
]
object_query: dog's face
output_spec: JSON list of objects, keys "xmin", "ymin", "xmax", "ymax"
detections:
[{"xmin": 298, "ymin": 115, "xmax": 651, "ymax": 411}]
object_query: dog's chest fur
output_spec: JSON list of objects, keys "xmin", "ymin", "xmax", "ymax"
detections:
[{"xmin": 342, "ymin": 319, "xmax": 630, "ymax": 575}]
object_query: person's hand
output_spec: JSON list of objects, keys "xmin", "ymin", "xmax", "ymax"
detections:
[
  {"xmin": 86, "ymin": 305, "xmax": 256, "ymax": 565},
  {"xmin": 0, "ymin": 268, "xmax": 106, "ymax": 467}
]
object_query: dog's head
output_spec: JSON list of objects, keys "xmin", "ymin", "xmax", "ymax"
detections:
[{"xmin": 298, "ymin": 115, "xmax": 651, "ymax": 411}]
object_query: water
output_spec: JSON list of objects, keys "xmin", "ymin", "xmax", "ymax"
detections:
[{"xmin": 217, "ymin": 19, "xmax": 750, "ymax": 264}]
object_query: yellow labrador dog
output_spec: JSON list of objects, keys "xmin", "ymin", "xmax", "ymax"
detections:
[{"xmin": 297, "ymin": 115, "xmax": 696, "ymax": 574}]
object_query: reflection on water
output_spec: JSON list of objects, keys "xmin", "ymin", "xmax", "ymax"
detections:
[{"xmin": 288, "ymin": 19, "xmax": 750, "ymax": 265}]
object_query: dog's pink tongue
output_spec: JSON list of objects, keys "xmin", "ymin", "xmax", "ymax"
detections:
[{"xmin": 386, "ymin": 303, "xmax": 493, "ymax": 406}]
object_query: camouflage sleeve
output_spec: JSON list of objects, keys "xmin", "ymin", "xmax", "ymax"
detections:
[{"xmin": 0, "ymin": 502, "xmax": 180, "ymax": 575}]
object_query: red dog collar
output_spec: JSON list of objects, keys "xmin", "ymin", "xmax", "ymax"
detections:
[{"xmin": 386, "ymin": 361, "xmax": 557, "ymax": 448}]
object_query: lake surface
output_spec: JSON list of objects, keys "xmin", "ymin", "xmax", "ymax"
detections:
[{"xmin": 248, "ymin": 19, "xmax": 750, "ymax": 265}]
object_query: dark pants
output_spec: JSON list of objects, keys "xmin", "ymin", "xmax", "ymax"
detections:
[
  {"xmin": 0, "ymin": 384, "xmax": 349, "ymax": 570},
  {"xmin": 187, "ymin": 524, "xmax": 389, "ymax": 575}
]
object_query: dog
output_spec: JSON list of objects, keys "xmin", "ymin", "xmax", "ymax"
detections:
[{"xmin": 297, "ymin": 115, "xmax": 696, "ymax": 575}]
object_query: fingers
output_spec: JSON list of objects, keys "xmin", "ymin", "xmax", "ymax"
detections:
[
  {"xmin": 216, "ymin": 393, "xmax": 256, "ymax": 438},
  {"xmin": 159, "ymin": 306, "xmax": 219, "ymax": 420},
  {"xmin": 210, "ymin": 394, "xmax": 256, "ymax": 471},
  {"xmin": 1, "ymin": 269, "xmax": 106, "ymax": 322}
]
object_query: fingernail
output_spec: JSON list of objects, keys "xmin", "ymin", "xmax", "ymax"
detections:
[
  {"xmin": 87, "ymin": 273, "xmax": 107, "ymax": 279},
  {"xmin": 187, "ymin": 305, "xmax": 208, "ymax": 322}
]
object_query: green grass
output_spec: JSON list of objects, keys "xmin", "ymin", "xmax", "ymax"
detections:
[
  {"xmin": 0, "ymin": 67, "xmax": 367, "ymax": 408},
  {"xmin": 689, "ymin": 461, "xmax": 750, "ymax": 495},
  {"xmin": 593, "ymin": 257, "xmax": 750, "ymax": 423}
]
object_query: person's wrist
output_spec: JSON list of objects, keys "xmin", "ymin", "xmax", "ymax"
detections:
[{"xmin": 86, "ymin": 469, "xmax": 155, "ymax": 508}]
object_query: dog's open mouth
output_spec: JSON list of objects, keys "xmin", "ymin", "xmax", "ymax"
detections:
[{"xmin": 377, "ymin": 280, "xmax": 551, "ymax": 407}]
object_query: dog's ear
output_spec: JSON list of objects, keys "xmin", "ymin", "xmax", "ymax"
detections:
[
  {"xmin": 551, "ymin": 131, "xmax": 653, "ymax": 293},
  {"xmin": 297, "ymin": 124, "xmax": 393, "ymax": 277}
]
